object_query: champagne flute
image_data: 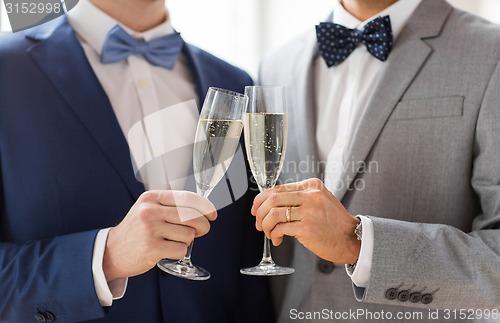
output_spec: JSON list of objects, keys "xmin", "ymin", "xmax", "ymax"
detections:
[
  {"xmin": 240, "ymin": 86, "xmax": 295, "ymax": 276},
  {"xmin": 157, "ymin": 87, "xmax": 248, "ymax": 280}
]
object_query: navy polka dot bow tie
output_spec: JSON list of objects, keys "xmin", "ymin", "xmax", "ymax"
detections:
[
  {"xmin": 316, "ymin": 16, "xmax": 393, "ymax": 68},
  {"xmin": 101, "ymin": 25, "xmax": 185, "ymax": 69}
]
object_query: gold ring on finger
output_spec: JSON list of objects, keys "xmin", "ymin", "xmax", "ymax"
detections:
[{"xmin": 286, "ymin": 206, "xmax": 292, "ymax": 223}]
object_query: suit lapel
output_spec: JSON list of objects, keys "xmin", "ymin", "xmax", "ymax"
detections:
[
  {"xmin": 335, "ymin": 0, "xmax": 453, "ymax": 200},
  {"xmin": 27, "ymin": 17, "xmax": 145, "ymax": 200},
  {"xmin": 281, "ymin": 32, "xmax": 321, "ymax": 182},
  {"xmin": 291, "ymin": 13, "xmax": 336, "ymax": 180},
  {"xmin": 178, "ymin": 44, "xmax": 213, "ymax": 193},
  {"xmin": 295, "ymin": 34, "xmax": 320, "ymax": 179},
  {"xmin": 183, "ymin": 44, "xmax": 211, "ymax": 106}
]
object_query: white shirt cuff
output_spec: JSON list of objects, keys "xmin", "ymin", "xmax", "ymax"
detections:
[
  {"xmin": 92, "ymin": 228, "xmax": 128, "ymax": 307},
  {"xmin": 345, "ymin": 215, "xmax": 374, "ymax": 288}
]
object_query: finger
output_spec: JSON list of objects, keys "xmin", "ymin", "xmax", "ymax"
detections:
[
  {"xmin": 140, "ymin": 190, "xmax": 217, "ymax": 219},
  {"xmin": 252, "ymin": 178, "xmax": 324, "ymax": 214},
  {"xmin": 255, "ymin": 219, "xmax": 262, "ymax": 232},
  {"xmin": 183, "ymin": 217, "xmax": 211, "ymax": 238},
  {"xmin": 274, "ymin": 178, "xmax": 325, "ymax": 192},
  {"xmin": 261, "ymin": 206, "xmax": 304, "ymax": 237},
  {"xmin": 160, "ymin": 206, "xmax": 211, "ymax": 237},
  {"xmin": 254, "ymin": 191, "xmax": 303, "ymax": 227},
  {"xmin": 252, "ymin": 188, "xmax": 294, "ymax": 215},
  {"xmin": 269, "ymin": 222, "xmax": 302, "ymax": 246},
  {"xmin": 158, "ymin": 222, "xmax": 197, "ymax": 244},
  {"xmin": 156, "ymin": 240, "xmax": 189, "ymax": 261}
]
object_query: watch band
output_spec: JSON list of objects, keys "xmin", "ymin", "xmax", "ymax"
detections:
[
  {"xmin": 354, "ymin": 220, "xmax": 363, "ymax": 241},
  {"xmin": 347, "ymin": 220, "xmax": 363, "ymax": 273}
]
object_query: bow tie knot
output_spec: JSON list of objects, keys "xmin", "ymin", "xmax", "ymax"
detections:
[
  {"xmin": 133, "ymin": 41, "xmax": 149, "ymax": 55},
  {"xmin": 350, "ymin": 30, "xmax": 363, "ymax": 42},
  {"xmin": 316, "ymin": 16, "xmax": 393, "ymax": 68},
  {"xmin": 101, "ymin": 25, "xmax": 185, "ymax": 70}
]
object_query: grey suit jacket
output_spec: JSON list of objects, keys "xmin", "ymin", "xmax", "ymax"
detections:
[{"xmin": 260, "ymin": 0, "xmax": 500, "ymax": 322}]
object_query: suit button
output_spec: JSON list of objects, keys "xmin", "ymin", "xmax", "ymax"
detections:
[
  {"xmin": 410, "ymin": 292, "xmax": 422, "ymax": 303},
  {"xmin": 398, "ymin": 290, "xmax": 410, "ymax": 302},
  {"xmin": 44, "ymin": 311, "xmax": 55, "ymax": 322},
  {"xmin": 35, "ymin": 313, "xmax": 46, "ymax": 322},
  {"xmin": 421, "ymin": 293, "xmax": 434, "ymax": 304},
  {"xmin": 385, "ymin": 288, "xmax": 398, "ymax": 300},
  {"xmin": 317, "ymin": 259, "xmax": 334, "ymax": 274}
]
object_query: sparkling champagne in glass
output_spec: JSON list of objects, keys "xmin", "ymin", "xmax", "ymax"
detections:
[
  {"xmin": 158, "ymin": 87, "xmax": 247, "ymax": 280},
  {"xmin": 240, "ymin": 86, "xmax": 295, "ymax": 276}
]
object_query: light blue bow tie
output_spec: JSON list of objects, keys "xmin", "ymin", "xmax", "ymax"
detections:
[{"xmin": 101, "ymin": 25, "xmax": 184, "ymax": 69}]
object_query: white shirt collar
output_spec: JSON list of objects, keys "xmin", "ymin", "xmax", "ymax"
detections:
[
  {"xmin": 332, "ymin": 0, "xmax": 422, "ymax": 40},
  {"xmin": 67, "ymin": 0, "xmax": 175, "ymax": 55}
]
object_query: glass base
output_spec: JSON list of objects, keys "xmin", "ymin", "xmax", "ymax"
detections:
[
  {"xmin": 240, "ymin": 261, "xmax": 294, "ymax": 276},
  {"xmin": 157, "ymin": 259, "xmax": 210, "ymax": 281}
]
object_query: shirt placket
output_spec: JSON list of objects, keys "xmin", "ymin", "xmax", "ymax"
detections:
[{"xmin": 127, "ymin": 55, "xmax": 170, "ymax": 190}]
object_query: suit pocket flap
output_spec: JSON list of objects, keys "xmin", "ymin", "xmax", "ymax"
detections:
[{"xmin": 391, "ymin": 96, "xmax": 464, "ymax": 120}]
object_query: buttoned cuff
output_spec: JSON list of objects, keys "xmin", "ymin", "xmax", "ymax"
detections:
[
  {"xmin": 345, "ymin": 215, "xmax": 374, "ymax": 288},
  {"xmin": 92, "ymin": 228, "xmax": 128, "ymax": 307}
]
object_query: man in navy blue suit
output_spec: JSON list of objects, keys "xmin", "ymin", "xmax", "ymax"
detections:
[{"xmin": 0, "ymin": 0, "xmax": 273, "ymax": 322}]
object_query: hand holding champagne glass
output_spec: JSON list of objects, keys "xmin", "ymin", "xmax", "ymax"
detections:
[
  {"xmin": 157, "ymin": 87, "xmax": 248, "ymax": 280},
  {"xmin": 240, "ymin": 86, "xmax": 294, "ymax": 276}
]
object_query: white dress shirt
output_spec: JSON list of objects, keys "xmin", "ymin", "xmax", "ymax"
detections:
[
  {"xmin": 314, "ymin": 0, "xmax": 422, "ymax": 287},
  {"xmin": 67, "ymin": 0, "xmax": 198, "ymax": 306}
]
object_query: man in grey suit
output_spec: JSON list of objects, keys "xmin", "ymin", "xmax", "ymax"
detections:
[{"xmin": 252, "ymin": 0, "xmax": 500, "ymax": 321}]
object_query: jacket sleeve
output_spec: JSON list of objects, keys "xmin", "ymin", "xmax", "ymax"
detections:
[{"xmin": 0, "ymin": 228, "xmax": 109, "ymax": 322}]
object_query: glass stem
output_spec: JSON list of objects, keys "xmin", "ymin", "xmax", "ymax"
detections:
[
  {"xmin": 178, "ymin": 189, "xmax": 209, "ymax": 267},
  {"xmin": 260, "ymin": 235, "xmax": 275, "ymax": 265},
  {"xmin": 179, "ymin": 241, "xmax": 194, "ymax": 267},
  {"xmin": 259, "ymin": 186, "xmax": 275, "ymax": 266}
]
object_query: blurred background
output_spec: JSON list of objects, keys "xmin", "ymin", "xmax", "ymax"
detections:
[{"xmin": 1, "ymin": 0, "xmax": 500, "ymax": 77}]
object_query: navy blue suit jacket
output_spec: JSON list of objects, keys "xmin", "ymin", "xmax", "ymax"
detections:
[{"xmin": 0, "ymin": 17, "xmax": 274, "ymax": 323}]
